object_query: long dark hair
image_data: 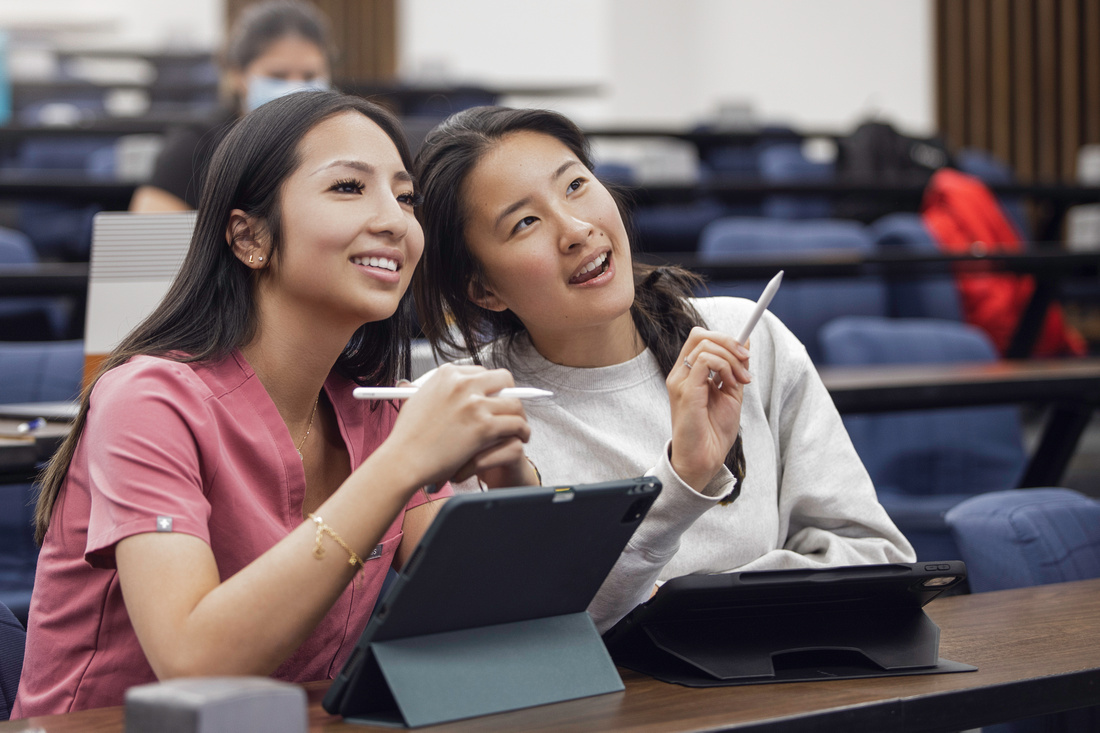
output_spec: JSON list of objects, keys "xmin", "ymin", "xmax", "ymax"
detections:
[
  {"xmin": 35, "ymin": 91, "xmax": 416, "ymax": 543},
  {"xmin": 413, "ymin": 106, "xmax": 744, "ymax": 497}
]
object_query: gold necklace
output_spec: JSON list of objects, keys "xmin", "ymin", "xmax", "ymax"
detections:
[{"xmin": 296, "ymin": 398, "xmax": 319, "ymax": 461}]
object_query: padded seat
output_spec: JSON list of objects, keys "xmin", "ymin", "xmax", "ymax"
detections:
[{"xmin": 819, "ymin": 316, "xmax": 1026, "ymax": 561}]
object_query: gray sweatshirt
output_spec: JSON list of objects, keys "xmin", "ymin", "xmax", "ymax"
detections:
[{"xmin": 444, "ymin": 296, "xmax": 914, "ymax": 631}]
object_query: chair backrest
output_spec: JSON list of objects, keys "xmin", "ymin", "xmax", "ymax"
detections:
[
  {"xmin": 0, "ymin": 227, "xmax": 35, "ymax": 265},
  {"xmin": 0, "ymin": 341, "xmax": 80, "ymax": 626},
  {"xmin": 945, "ymin": 488, "xmax": 1100, "ymax": 593},
  {"xmin": 632, "ymin": 199, "xmax": 731, "ymax": 253},
  {"xmin": 819, "ymin": 316, "xmax": 1026, "ymax": 497},
  {"xmin": 758, "ymin": 142, "xmax": 834, "ymax": 219},
  {"xmin": 0, "ymin": 341, "xmax": 84, "ymax": 405},
  {"xmin": 954, "ymin": 148, "xmax": 1030, "ymax": 239},
  {"xmin": 868, "ymin": 212, "xmax": 962, "ymax": 321},
  {"xmin": 0, "ymin": 600, "xmax": 26, "ymax": 721},
  {"xmin": 0, "ymin": 231, "xmax": 68, "ymax": 340},
  {"xmin": 698, "ymin": 218, "xmax": 886, "ymax": 362}
]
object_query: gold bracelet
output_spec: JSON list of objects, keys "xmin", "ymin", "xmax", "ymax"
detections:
[
  {"xmin": 306, "ymin": 514, "xmax": 364, "ymax": 571},
  {"xmin": 525, "ymin": 457, "xmax": 542, "ymax": 486}
]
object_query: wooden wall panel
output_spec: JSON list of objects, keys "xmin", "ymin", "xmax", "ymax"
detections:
[
  {"xmin": 937, "ymin": 0, "xmax": 1098, "ymax": 183},
  {"xmin": 1085, "ymin": 0, "xmax": 1100, "ymax": 145},
  {"xmin": 968, "ymin": 0, "xmax": 991, "ymax": 149},
  {"xmin": 990, "ymin": 0, "xmax": 1014, "ymax": 165},
  {"xmin": 1061, "ymin": 0, "xmax": 1081, "ymax": 179}
]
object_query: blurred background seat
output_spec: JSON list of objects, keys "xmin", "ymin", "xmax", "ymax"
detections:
[
  {"xmin": 868, "ymin": 212, "xmax": 963, "ymax": 322},
  {"xmin": 0, "ymin": 225, "xmax": 71, "ymax": 340},
  {"xmin": 945, "ymin": 488, "xmax": 1100, "ymax": 733},
  {"xmin": 698, "ymin": 217, "xmax": 884, "ymax": 362},
  {"xmin": 13, "ymin": 137, "xmax": 116, "ymax": 262},
  {"xmin": 758, "ymin": 141, "xmax": 834, "ymax": 220},
  {"xmin": 0, "ymin": 600, "xmax": 26, "ymax": 720},
  {"xmin": 0, "ymin": 340, "xmax": 84, "ymax": 625},
  {"xmin": 819, "ymin": 316, "xmax": 1027, "ymax": 561}
]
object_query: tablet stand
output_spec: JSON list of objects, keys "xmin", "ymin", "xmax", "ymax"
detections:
[
  {"xmin": 343, "ymin": 612, "xmax": 622, "ymax": 727},
  {"xmin": 608, "ymin": 600, "xmax": 975, "ymax": 687}
]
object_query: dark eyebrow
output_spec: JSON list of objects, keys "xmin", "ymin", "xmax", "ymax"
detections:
[
  {"xmin": 313, "ymin": 160, "xmax": 414, "ymax": 185},
  {"xmin": 494, "ymin": 197, "xmax": 531, "ymax": 233},
  {"xmin": 492, "ymin": 160, "xmax": 582, "ymax": 233},
  {"xmin": 313, "ymin": 159, "xmax": 375, "ymax": 176},
  {"xmin": 553, "ymin": 160, "xmax": 580, "ymax": 180}
]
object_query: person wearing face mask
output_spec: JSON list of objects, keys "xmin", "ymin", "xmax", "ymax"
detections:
[{"xmin": 130, "ymin": 1, "xmax": 333, "ymax": 213}]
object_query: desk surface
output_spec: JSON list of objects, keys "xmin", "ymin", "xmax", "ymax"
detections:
[
  {"xmin": 3, "ymin": 578, "xmax": 1099, "ymax": 733},
  {"xmin": 820, "ymin": 356, "xmax": 1100, "ymax": 413}
]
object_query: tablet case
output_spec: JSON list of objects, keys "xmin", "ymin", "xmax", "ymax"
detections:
[
  {"xmin": 323, "ymin": 477, "xmax": 662, "ymax": 727},
  {"xmin": 602, "ymin": 561, "xmax": 976, "ymax": 687}
]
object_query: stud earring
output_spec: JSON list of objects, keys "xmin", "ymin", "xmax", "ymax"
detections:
[
  {"xmin": 258, "ymin": 255, "xmax": 264, "ymax": 262},
  {"xmin": 248, "ymin": 253, "xmax": 254, "ymax": 264}
]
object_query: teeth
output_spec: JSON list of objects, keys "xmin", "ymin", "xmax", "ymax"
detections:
[
  {"xmin": 352, "ymin": 256, "xmax": 398, "ymax": 271},
  {"xmin": 578, "ymin": 252, "xmax": 608, "ymax": 277}
]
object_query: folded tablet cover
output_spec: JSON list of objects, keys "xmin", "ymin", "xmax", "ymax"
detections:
[
  {"xmin": 324, "ymin": 476, "xmax": 661, "ymax": 723},
  {"xmin": 603, "ymin": 561, "xmax": 976, "ymax": 687}
]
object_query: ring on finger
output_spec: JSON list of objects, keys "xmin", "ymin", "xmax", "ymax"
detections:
[{"xmin": 683, "ymin": 359, "xmax": 693, "ymax": 370}]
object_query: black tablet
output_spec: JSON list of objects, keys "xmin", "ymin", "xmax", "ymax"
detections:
[
  {"xmin": 603, "ymin": 561, "xmax": 974, "ymax": 687},
  {"xmin": 323, "ymin": 476, "xmax": 661, "ymax": 726}
]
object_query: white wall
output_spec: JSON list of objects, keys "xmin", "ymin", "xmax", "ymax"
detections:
[
  {"xmin": 0, "ymin": 0, "xmax": 934, "ymax": 135},
  {"xmin": 399, "ymin": 0, "xmax": 934, "ymax": 135},
  {"xmin": 0, "ymin": 0, "xmax": 223, "ymax": 51}
]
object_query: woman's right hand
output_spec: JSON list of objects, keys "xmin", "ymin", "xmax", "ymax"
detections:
[
  {"xmin": 378, "ymin": 364, "xmax": 532, "ymax": 489},
  {"xmin": 665, "ymin": 327, "xmax": 751, "ymax": 492}
]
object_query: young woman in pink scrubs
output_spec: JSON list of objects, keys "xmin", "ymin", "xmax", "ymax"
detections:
[{"xmin": 13, "ymin": 91, "xmax": 533, "ymax": 716}]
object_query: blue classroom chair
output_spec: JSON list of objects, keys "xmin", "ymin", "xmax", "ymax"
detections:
[
  {"xmin": 0, "ymin": 600, "xmax": 25, "ymax": 720},
  {"xmin": 698, "ymin": 217, "xmax": 886, "ymax": 362},
  {"xmin": 946, "ymin": 488, "xmax": 1100, "ymax": 733},
  {"xmin": 0, "ymin": 226, "xmax": 70, "ymax": 340},
  {"xmin": 758, "ymin": 142, "xmax": 834, "ymax": 219},
  {"xmin": 14, "ymin": 137, "xmax": 116, "ymax": 261},
  {"xmin": 954, "ymin": 148, "xmax": 1030, "ymax": 240},
  {"xmin": 819, "ymin": 316, "xmax": 1027, "ymax": 562},
  {"xmin": 868, "ymin": 212, "xmax": 962, "ymax": 322},
  {"xmin": 0, "ymin": 341, "xmax": 84, "ymax": 625}
]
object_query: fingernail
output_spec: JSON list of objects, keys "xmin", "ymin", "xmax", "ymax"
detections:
[{"xmin": 734, "ymin": 344, "xmax": 749, "ymax": 359}]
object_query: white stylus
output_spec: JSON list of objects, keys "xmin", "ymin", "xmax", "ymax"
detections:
[
  {"xmin": 353, "ymin": 387, "xmax": 554, "ymax": 400},
  {"xmin": 737, "ymin": 271, "xmax": 784, "ymax": 344}
]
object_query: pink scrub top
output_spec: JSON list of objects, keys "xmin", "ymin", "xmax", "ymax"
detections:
[{"xmin": 13, "ymin": 351, "xmax": 447, "ymax": 717}]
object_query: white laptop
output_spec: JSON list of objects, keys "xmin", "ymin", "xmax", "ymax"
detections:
[
  {"xmin": 85, "ymin": 212, "xmax": 196, "ymax": 381},
  {"xmin": 84, "ymin": 211, "xmax": 443, "ymax": 383}
]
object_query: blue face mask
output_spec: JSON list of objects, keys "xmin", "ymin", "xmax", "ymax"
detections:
[{"xmin": 244, "ymin": 76, "xmax": 330, "ymax": 113}]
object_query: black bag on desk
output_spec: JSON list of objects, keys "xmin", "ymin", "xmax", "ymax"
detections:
[
  {"xmin": 834, "ymin": 121, "xmax": 952, "ymax": 223},
  {"xmin": 602, "ymin": 561, "xmax": 975, "ymax": 687}
]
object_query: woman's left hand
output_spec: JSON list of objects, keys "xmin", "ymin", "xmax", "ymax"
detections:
[{"xmin": 665, "ymin": 327, "xmax": 751, "ymax": 492}]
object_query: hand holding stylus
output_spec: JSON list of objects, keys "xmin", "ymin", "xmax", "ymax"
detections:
[{"xmin": 665, "ymin": 272, "xmax": 782, "ymax": 492}]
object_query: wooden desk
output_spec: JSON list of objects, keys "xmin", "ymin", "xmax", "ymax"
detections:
[
  {"xmin": 3, "ymin": 578, "xmax": 1098, "ymax": 732},
  {"xmin": 0, "ymin": 418, "xmax": 70, "ymax": 483},
  {"xmin": 819, "ymin": 357, "xmax": 1100, "ymax": 487}
]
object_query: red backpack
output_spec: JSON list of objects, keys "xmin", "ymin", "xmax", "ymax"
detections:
[{"xmin": 921, "ymin": 168, "xmax": 1086, "ymax": 357}]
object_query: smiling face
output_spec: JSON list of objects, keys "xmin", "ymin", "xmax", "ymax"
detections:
[
  {"xmin": 461, "ymin": 131, "xmax": 638, "ymax": 362},
  {"xmin": 255, "ymin": 110, "xmax": 423, "ymax": 333}
]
